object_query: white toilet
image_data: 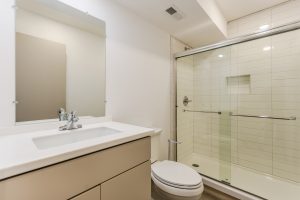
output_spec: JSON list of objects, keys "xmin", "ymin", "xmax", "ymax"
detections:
[{"xmin": 151, "ymin": 160, "xmax": 204, "ymax": 200}]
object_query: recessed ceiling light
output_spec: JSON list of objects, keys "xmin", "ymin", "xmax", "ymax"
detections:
[
  {"xmin": 259, "ymin": 24, "xmax": 270, "ymax": 30},
  {"xmin": 218, "ymin": 54, "xmax": 224, "ymax": 58},
  {"xmin": 263, "ymin": 46, "xmax": 272, "ymax": 51}
]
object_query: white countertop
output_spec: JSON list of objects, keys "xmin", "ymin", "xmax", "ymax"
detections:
[{"xmin": 0, "ymin": 121, "xmax": 156, "ymax": 181}]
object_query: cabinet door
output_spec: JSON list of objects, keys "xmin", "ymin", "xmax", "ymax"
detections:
[
  {"xmin": 71, "ymin": 186, "xmax": 100, "ymax": 200},
  {"xmin": 101, "ymin": 161, "xmax": 151, "ymax": 200}
]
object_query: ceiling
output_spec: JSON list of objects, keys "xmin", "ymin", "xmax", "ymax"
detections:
[
  {"xmin": 114, "ymin": 0, "xmax": 291, "ymax": 47},
  {"xmin": 114, "ymin": 0, "xmax": 226, "ymax": 47},
  {"xmin": 215, "ymin": 0, "xmax": 290, "ymax": 21}
]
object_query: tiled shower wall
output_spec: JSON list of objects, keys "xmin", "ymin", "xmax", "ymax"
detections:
[
  {"xmin": 230, "ymin": 37, "xmax": 273, "ymax": 175},
  {"xmin": 193, "ymin": 48, "xmax": 231, "ymax": 161},
  {"xmin": 228, "ymin": 0, "xmax": 300, "ymax": 182},
  {"xmin": 173, "ymin": 37, "xmax": 193, "ymax": 162},
  {"xmin": 177, "ymin": 0, "xmax": 300, "ymax": 182},
  {"xmin": 271, "ymin": 30, "xmax": 300, "ymax": 182},
  {"xmin": 176, "ymin": 56, "xmax": 194, "ymax": 161},
  {"xmin": 178, "ymin": 26, "xmax": 300, "ymax": 184},
  {"xmin": 228, "ymin": 0, "xmax": 300, "ymax": 38}
]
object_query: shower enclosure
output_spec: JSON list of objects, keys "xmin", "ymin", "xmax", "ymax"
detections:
[{"xmin": 175, "ymin": 22, "xmax": 300, "ymax": 200}]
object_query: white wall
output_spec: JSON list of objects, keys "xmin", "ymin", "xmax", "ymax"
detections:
[
  {"xmin": 0, "ymin": 0, "xmax": 15, "ymax": 126},
  {"xmin": 16, "ymin": 8, "xmax": 106, "ymax": 117},
  {"xmin": 0, "ymin": 0, "xmax": 203, "ymax": 162},
  {"xmin": 196, "ymin": 0, "xmax": 227, "ymax": 37},
  {"xmin": 0, "ymin": 0, "xmax": 172, "ymax": 160},
  {"xmin": 56, "ymin": 0, "xmax": 172, "ymax": 161}
]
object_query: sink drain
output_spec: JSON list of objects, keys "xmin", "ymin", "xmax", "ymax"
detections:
[{"xmin": 192, "ymin": 164, "xmax": 199, "ymax": 167}]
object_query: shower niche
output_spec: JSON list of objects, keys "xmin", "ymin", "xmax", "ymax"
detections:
[{"xmin": 226, "ymin": 74, "xmax": 251, "ymax": 94}]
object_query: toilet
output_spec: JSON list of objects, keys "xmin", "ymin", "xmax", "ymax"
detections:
[{"xmin": 151, "ymin": 160, "xmax": 204, "ymax": 200}]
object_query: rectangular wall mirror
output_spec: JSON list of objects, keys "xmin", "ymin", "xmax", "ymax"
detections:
[{"xmin": 15, "ymin": 0, "xmax": 106, "ymax": 123}]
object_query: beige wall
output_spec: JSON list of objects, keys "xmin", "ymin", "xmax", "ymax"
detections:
[
  {"xmin": 16, "ymin": 8, "xmax": 106, "ymax": 118},
  {"xmin": 16, "ymin": 33, "xmax": 66, "ymax": 122}
]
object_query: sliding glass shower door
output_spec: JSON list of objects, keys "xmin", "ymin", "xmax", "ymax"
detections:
[
  {"xmin": 176, "ymin": 28, "xmax": 300, "ymax": 200},
  {"xmin": 176, "ymin": 45, "xmax": 232, "ymax": 184}
]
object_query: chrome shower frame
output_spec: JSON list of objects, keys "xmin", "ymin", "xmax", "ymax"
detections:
[{"xmin": 174, "ymin": 21, "xmax": 300, "ymax": 59}]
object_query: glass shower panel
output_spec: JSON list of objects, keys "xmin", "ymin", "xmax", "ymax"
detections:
[
  {"xmin": 176, "ymin": 28, "xmax": 300, "ymax": 200},
  {"xmin": 176, "ymin": 55, "xmax": 195, "ymax": 164},
  {"xmin": 204, "ymin": 47, "xmax": 232, "ymax": 184},
  {"xmin": 229, "ymin": 28, "xmax": 300, "ymax": 200},
  {"xmin": 176, "ymin": 46, "xmax": 232, "ymax": 183},
  {"xmin": 271, "ymin": 29, "xmax": 300, "ymax": 184},
  {"xmin": 229, "ymin": 37, "xmax": 274, "ymax": 195},
  {"xmin": 233, "ymin": 36, "xmax": 273, "ymax": 172}
]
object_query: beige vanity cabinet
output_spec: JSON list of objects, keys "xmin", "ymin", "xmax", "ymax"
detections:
[
  {"xmin": 101, "ymin": 161, "xmax": 151, "ymax": 200},
  {"xmin": 0, "ymin": 137, "xmax": 151, "ymax": 200},
  {"xmin": 70, "ymin": 186, "xmax": 101, "ymax": 200}
]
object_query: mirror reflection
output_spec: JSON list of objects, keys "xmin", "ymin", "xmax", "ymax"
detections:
[{"xmin": 15, "ymin": 0, "xmax": 106, "ymax": 123}]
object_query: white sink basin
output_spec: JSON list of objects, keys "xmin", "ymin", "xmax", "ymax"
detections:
[{"xmin": 33, "ymin": 127, "xmax": 121, "ymax": 150}]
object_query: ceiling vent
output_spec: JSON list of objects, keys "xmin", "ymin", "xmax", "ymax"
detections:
[
  {"xmin": 165, "ymin": 6, "xmax": 184, "ymax": 20},
  {"xmin": 166, "ymin": 7, "xmax": 177, "ymax": 15}
]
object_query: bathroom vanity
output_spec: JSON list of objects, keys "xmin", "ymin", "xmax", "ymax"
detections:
[
  {"xmin": 0, "ymin": 1, "xmax": 157, "ymax": 199},
  {"xmin": 0, "ymin": 122, "xmax": 154, "ymax": 200}
]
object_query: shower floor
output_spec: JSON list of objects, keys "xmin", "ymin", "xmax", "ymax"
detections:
[{"xmin": 180, "ymin": 153, "xmax": 300, "ymax": 200}]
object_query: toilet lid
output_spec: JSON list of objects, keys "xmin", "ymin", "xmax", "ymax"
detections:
[{"xmin": 151, "ymin": 161, "xmax": 202, "ymax": 187}]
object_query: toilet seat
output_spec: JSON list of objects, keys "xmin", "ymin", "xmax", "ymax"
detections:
[
  {"xmin": 151, "ymin": 161, "xmax": 204, "ymax": 197},
  {"xmin": 152, "ymin": 172, "xmax": 202, "ymax": 189}
]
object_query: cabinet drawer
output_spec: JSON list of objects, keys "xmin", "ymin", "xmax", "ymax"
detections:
[
  {"xmin": 101, "ymin": 161, "xmax": 151, "ymax": 200},
  {"xmin": 70, "ymin": 186, "xmax": 100, "ymax": 200},
  {"xmin": 0, "ymin": 137, "xmax": 150, "ymax": 200}
]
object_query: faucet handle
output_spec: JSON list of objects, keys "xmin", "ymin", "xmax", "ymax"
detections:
[{"xmin": 68, "ymin": 111, "xmax": 79, "ymax": 122}]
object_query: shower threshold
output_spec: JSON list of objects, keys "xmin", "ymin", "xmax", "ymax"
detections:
[{"xmin": 179, "ymin": 153, "xmax": 300, "ymax": 200}]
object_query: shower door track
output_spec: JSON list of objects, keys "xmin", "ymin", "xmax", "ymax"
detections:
[
  {"xmin": 200, "ymin": 173, "xmax": 267, "ymax": 200},
  {"xmin": 174, "ymin": 20, "xmax": 300, "ymax": 59}
]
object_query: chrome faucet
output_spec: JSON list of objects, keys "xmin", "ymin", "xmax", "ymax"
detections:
[
  {"xmin": 59, "ymin": 111, "xmax": 82, "ymax": 131},
  {"xmin": 58, "ymin": 108, "xmax": 68, "ymax": 121}
]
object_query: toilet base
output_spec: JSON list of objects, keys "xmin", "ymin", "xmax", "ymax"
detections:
[{"xmin": 151, "ymin": 181, "xmax": 202, "ymax": 200}]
